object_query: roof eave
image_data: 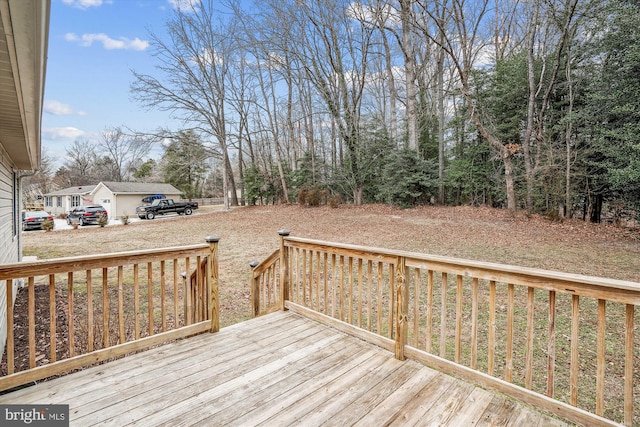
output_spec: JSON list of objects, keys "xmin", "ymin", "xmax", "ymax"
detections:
[{"xmin": 0, "ymin": 0, "xmax": 50, "ymax": 170}]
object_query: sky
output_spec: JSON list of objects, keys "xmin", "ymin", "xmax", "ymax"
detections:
[{"xmin": 42, "ymin": 0, "xmax": 191, "ymax": 168}]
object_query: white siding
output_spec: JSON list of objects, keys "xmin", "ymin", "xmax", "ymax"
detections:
[
  {"xmin": 92, "ymin": 186, "xmax": 113, "ymax": 219},
  {"xmin": 0, "ymin": 151, "xmax": 20, "ymax": 363},
  {"xmin": 117, "ymin": 195, "xmax": 145, "ymax": 219}
]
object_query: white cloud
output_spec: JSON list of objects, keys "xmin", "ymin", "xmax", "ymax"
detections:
[
  {"xmin": 44, "ymin": 100, "xmax": 86, "ymax": 116},
  {"xmin": 65, "ymin": 33, "xmax": 149, "ymax": 51},
  {"xmin": 43, "ymin": 127, "xmax": 86, "ymax": 140},
  {"xmin": 61, "ymin": 0, "xmax": 110, "ymax": 10},
  {"xmin": 168, "ymin": 0, "xmax": 200, "ymax": 12}
]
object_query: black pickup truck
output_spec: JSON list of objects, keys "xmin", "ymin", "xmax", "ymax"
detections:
[{"xmin": 136, "ymin": 199, "xmax": 199, "ymax": 220}]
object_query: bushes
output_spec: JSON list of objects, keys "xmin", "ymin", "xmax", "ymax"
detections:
[
  {"xmin": 378, "ymin": 148, "xmax": 439, "ymax": 208},
  {"xmin": 97, "ymin": 213, "xmax": 108, "ymax": 228},
  {"xmin": 41, "ymin": 219, "xmax": 54, "ymax": 232},
  {"xmin": 297, "ymin": 186, "xmax": 335, "ymax": 207}
]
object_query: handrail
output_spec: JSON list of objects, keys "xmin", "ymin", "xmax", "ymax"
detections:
[
  {"xmin": 0, "ymin": 237, "xmax": 220, "ymax": 392},
  {"xmin": 250, "ymin": 249, "xmax": 281, "ymax": 317},
  {"xmin": 251, "ymin": 232, "xmax": 639, "ymax": 426}
]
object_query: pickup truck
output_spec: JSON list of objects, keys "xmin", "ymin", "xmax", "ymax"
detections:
[{"xmin": 136, "ymin": 199, "xmax": 199, "ymax": 220}]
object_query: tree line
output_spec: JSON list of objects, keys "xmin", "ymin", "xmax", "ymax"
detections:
[{"xmin": 38, "ymin": 0, "xmax": 640, "ymax": 224}]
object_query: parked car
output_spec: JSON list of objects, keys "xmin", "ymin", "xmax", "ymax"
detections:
[
  {"xmin": 22, "ymin": 211, "xmax": 54, "ymax": 231},
  {"xmin": 67, "ymin": 205, "xmax": 108, "ymax": 226},
  {"xmin": 136, "ymin": 199, "xmax": 198, "ymax": 220},
  {"xmin": 141, "ymin": 194, "xmax": 165, "ymax": 204}
]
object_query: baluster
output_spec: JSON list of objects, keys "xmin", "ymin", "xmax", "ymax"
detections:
[
  {"xmin": 67, "ymin": 272, "xmax": 74, "ymax": 357},
  {"xmin": 49, "ymin": 274, "xmax": 57, "ymax": 361},
  {"xmin": 624, "ymin": 304, "xmax": 634, "ymax": 426},
  {"xmin": 440, "ymin": 272, "xmax": 447, "ymax": 358},
  {"xmin": 102, "ymin": 268, "xmax": 109, "ymax": 347},
  {"xmin": 596, "ymin": 299, "xmax": 606, "ymax": 416},
  {"xmin": 133, "ymin": 264, "xmax": 140, "ymax": 339},
  {"xmin": 570, "ymin": 295, "xmax": 580, "ymax": 406},
  {"xmin": 426, "ymin": 270, "xmax": 433, "ymax": 353},
  {"xmin": 147, "ymin": 262, "xmax": 153, "ymax": 336},
  {"xmin": 547, "ymin": 290, "xmax": 556, "ymax": 397},
  {"xmin": 160, "ymin": 261, "xmax": 166, "ymax": 332},
  {"xmin": 488, "ymin": 280, "xmax": 496, "ymax": 376},
  {"xmin": 29, "ymin": 277, "xmax": 35, "ymax": 368},
  {"xmin": 6, "ymin": 279, "xmax": 14, "ymax": 374},
  {"xmin": 173, "ymin": 259, "xmax": 179, "ymax": 327},
  {"xmin": 367, "ymin": 260, "xmax": 372, "ymax": 331},
  {"xmin": 471, "ymin": 277, "xmax": 478, "ymax": 369},
  {"xmin": 525, "ymin": 287, "xmax": 535, "ymax": 389},
  {"xmin": 118, "ymin": 266, "xmax": 125, "ymax": 343},
  {"xmin": 87, "ymin": 270, "xmax": 94, "ymax": 351},
  {"xmin": 455, "ymin": 275, "xmax": 463, "ymax": 364},
  {"xmin": 506, "ymin": 283, "xmax": 515, "ymax": 383},
  {"xmin": 413, "ymin": 268, "xmax": 420, "ymax": 348}
]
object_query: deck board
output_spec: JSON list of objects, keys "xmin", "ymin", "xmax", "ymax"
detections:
[{"xmin": 0, "ymin": 311, "xmax": 570, "ymax": 426}]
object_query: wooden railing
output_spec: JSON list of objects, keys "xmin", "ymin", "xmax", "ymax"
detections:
[
  {"xmin": 251, "ymin": 231, "xmax": 640, "ymax": 427},
  {"xmin": 0, "ymin": 236, "xmax": 220, "ymax": 392}
]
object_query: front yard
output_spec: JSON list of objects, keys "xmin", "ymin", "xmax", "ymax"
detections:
[{"xmin": 23, "ymin": 204, "xmax": 640, "ymax": 327}]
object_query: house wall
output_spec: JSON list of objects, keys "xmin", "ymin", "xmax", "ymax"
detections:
[
  {"xmin": 45, "ymin": 194, "xmax": 94, "ymax": 217},
  {"xmin": 0, "ymin": 149, "xmax": 20, "ymax": 363},
  {"xmin": 116, "ymin": 195, "xmax": 148, "ymax": 219},
  {"xmin": 92, "ymin": 187, "xmax": 113, "ymax": 220},
  {"xmin": 113, "ymin": 194, "xmax": 182, "ymax": 219},
  {"xmin": 45, "ymin": 195, "xmax": 69, "ymax": 217}
]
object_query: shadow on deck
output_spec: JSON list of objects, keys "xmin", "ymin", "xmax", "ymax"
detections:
[{"xmin": 0, "ymin": 310, "xmax": 568, "ymax": 426}]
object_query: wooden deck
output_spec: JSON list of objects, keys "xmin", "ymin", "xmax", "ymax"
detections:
[{"xmin": 0, "ymin": 311, "xmax": 570, "ymax": 426}]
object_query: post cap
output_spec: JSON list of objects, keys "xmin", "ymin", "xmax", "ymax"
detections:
[
  {"xmin": 205, "ymin": 235, "xmax": 220, "ymax": 243},
  {"xmin": 249, "ymin": 261, "xmax": 259, "ymax": 268},
  {"xmin": 278, "ymin": 229, "xmax": 291, "ymax": 236}
]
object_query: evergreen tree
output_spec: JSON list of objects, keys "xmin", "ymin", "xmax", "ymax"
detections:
[{"xmin": 161, "ymin": 130, "xmax": 209, "ymax": 199}]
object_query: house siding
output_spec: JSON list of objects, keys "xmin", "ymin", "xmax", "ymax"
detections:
[
  {"xmin": 0, "ymin": 151, "xmax": 20, "ymax": 363},
  {"xmin": 117, "ymin": 195, "xmax": 147, "ymax": 219},
  {"xmin": 92, "ymin": 186, "xmax": 113, "ymax": 220}
]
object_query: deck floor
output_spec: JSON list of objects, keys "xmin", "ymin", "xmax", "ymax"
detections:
[{"xmin": 0, "ymin": 311, "xmax": 569, "ymax": 426}]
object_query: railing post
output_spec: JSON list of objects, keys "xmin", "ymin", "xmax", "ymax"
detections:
[
  {"xmin": 394, "ymin": 256, "xmax": 408, "ymax": 361},
  {"xmin": 250, "ymin": 261, "xmax": 260, "ymax": 317},
  {"xmin": 279, "ymin": 230, "xmax": 291, "ymax": 311},
  {"xmin": 206, "ymin": 236, "xmax": 220, "ymax": 333}
]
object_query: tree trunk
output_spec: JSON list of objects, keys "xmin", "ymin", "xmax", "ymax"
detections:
[
  {"xmin": 437, "ymin": 43, "xmax": 445, "ymax": 204},
  {"xmin": 589, "ymin": 194, "xmax": 602, "ymax": 223},
  {"xmin": 400, "ymin": 0, "xmax": 418, "ymax": 151},
  {"xmin": 564, "ymin": 49, "xmax": 574, "ymax": 218}
]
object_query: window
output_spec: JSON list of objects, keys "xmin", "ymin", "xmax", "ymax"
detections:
[
  {"xmin": 71, "ymin": 195, "xmax": 81, "ymax": 207},
  {"xmin": 56, "ymin": 196, "xmax": 62, "ymax": 207},
  {"xmin": 45, "ymin": 196, "xmax": 52, "ymax": 207},
  {"xmin": 101, "ymin": 199, "xmax": 111, "ymax": 204}
]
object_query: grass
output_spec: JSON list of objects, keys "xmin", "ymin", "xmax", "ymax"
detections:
[
  {"xmin": 20, "ymin": 204, "xmax": 640, "ymax": 423},
  {"xmin": 23, "ymin": 204, "xmax": 640, "ymax": 327}
]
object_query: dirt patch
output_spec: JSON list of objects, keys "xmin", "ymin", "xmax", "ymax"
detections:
[{"xmin": 1, "ymin": 285, "xmax": 69, "ymax": 376}]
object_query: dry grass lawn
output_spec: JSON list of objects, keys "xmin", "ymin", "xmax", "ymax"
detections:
[{"xmin": 23, "ymin": 204, "xmax": 640, "ymax": 327}]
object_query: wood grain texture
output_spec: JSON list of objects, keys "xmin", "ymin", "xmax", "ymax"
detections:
[{"xmin": 0, "ymin": 311, "xmax": 572, "ymax": 427}]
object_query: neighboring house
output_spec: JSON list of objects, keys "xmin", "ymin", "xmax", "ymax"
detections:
[
  {"xmin": 43, "ymin": 185, "xmax": 96, "ymax": 217},
  {"xmin": 90, "ymin": 182, "xmax": 182, "ymax": 219},
  {"xmin": 0, "ymin": 0, "xmax": 50, "ymax": 362}
]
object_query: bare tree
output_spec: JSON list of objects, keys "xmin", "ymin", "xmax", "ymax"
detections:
[
  {"xmin": 99, "ymin": 126, "xmax": 152, "ymax": 182},
  {"xmin": 63, "ymin": 138, "xmax": 98, "ymax": 185},
  {"xmin": 521, "ymin": 0, "xmax": 580, "ymax": 211},
  {"xmin": 415, "ymin": 0, "xmax": 519, "ymax": 210},
  {"xmin": 286, "ymin": 0, "xmax": 375, "ymax": 204},
  {"xmin": 130, "ymin": 0, "xmax": 239, "ymax": 209}
]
